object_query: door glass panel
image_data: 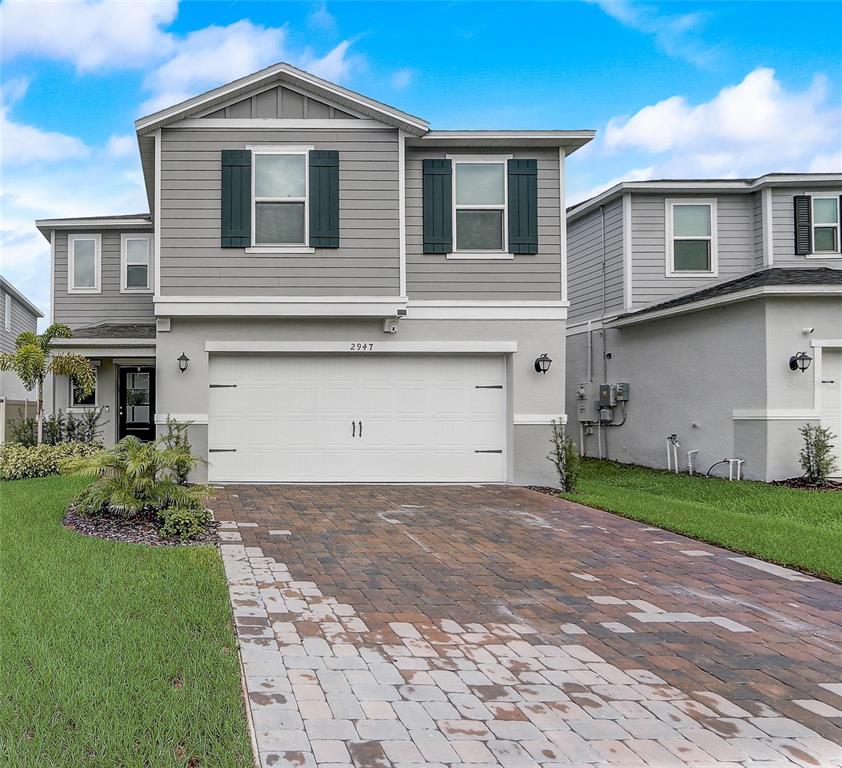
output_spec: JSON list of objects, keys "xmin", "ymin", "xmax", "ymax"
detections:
[{"xmin": 126, "ymin": 372, "xmax": 150, "ymax": 424}]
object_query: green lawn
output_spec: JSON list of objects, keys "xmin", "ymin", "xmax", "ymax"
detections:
[
  {"xmin": 0, "ymin": 476, "xmax": 252, "ymax": 768},
  {"xmin": 563, "ymin": 459, "xmax": 842, "ymax": 582}
]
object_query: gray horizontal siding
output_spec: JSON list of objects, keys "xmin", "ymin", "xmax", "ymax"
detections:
[
  {"xmin": 405, "ymin": 148, "xmax": 561, "ymax": 300},
  {"xmin": 630, "ymin": 193, "xmax": 755, "ymax": 307},
  {"xmin": 159, "ymin": 127, "xmax": 400, "ymax": 296},
  {"xmin": 771, "ymin": 187, "xmax": 842, "ymax": 267},
  {"xmin": 1, "ymin": 290, "xmax": 38, "ymax": 352},
  {"xmin": 567, "ymin": 197, "xmax": 624, "ymax": 323},
  {"xmin": 201, "ymin": 86, "xmax": 358, "ymax": 120},
  {"xmin": 53, "ymin": 230, "xmax": 155, "ymax": 329}
]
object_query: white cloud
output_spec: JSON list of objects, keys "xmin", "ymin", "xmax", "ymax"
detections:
[
  {"xmin": 1, "ymin": 79, "xmax": 90, "ymax": 164},
  {"xmin": 0, "ymin": 0, "xmax": 178, "ymax": 72},
  {"xmin": 590, "ymin": 0, "xmax": 716, "ymax": 66},
  {"xmin": 105, "ymin": 134, "xmax": 136, "ymax": 159},
  {"xmin": 569, "ymin": 166, "xmax": 656, "ymax": 206},
  {"xmin": 391, "ymin": 68, "xmax": 413, "ymax": 91},
  {"xmin": 308, "ymin": 2, "xmax": 337, "ymax": 34},
  {"xmin": 602, "ymin": 68, "xmax": 842, "ymax": 178},
  {"xmin": 140, "ymin": 21, "xmax": 358, "ymax": 114}
]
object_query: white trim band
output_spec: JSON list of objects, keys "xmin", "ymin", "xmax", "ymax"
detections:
[
  {"xmin": 155, "ymin": 414, "xmax": 209, "ymax": 425},
  {"xmin": 514, "ymin": 414, "xmax": 567, "ymax": 425},
  {"xmin": 206, "ymin": 341, "xmax": 517, "ymax": 354},
  {"xmin": 732, "ymin": 409, "xmax": 820, "ymax": 421},
  {"xmin": 155, "ymin": 296, "xmax": 409, "ymax": 317}
]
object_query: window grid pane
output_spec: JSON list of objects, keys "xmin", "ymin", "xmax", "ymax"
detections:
[
  {"xmin": 255, "ymin": 154, "xmax": 306, "ymax": 198},
  {"xmin": 455, "ymin": 163, "xmax": 505, "ymax": 206},
  {"xmin": 126, "ymin": 264, "xmax": 149, "ymax": 288},
  {"xmin": 456, "ymin": 210, "xmax": 504, "ymax": 251},
  {"xmin": 73, "ymin": 239, "xmax": 96, "ymax": 288},
  {"xmin": 256, "ymin": 202, "xmax": 306, "ymax": 245},
  {"xmin": 673, "ymin": 239, "xmax": 711, "ymax": 271},
  {"xmin": 813, "ymin": 198, "xmax": 838, "ymax": 225},
  {"xmin": 673, "ymin": 205, "xmax": 711, "ymax": 237},
  {"xmin": 126, "ymin": 239, "xmax": 150, "ymax": 264},
  {"xmin": 814, "ymin": 226, "xmax": 838, "ymax": 252}
]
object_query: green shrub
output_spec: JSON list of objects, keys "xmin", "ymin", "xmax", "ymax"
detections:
[
  {"xmin": 0, "ymin": 442, "xmax": 102, "ymax": 481},
  {"xmin": 157, "ymin": 504, "xmax": 212, "ymax": 540},
  {"xmin": 8, "ymin": 417, "xmax": 37, "ymax": 447},
  {"xmin": 799, "ymin": 423, "xmax": 839, "ymax": 485},
  {"xmin": 548, "ymin": 418, "xmax": 581, "ymax": 492}
]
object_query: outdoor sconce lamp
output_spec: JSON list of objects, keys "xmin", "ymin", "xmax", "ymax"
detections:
[
  {"xmin": 177, "ymin": 352, "xmax": 190, "ymax": 374},
  {"xmin": 789, "ymin": 351, "xmax": 812, "ymax": 372},
  {"xmin": 534, "ymin": 353, "xmax": 553, "ymax": 374}
]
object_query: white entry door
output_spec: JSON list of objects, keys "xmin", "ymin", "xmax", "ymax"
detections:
[
  {"xmin": 819, "ymin": 349, "xmax": 842, "ymax": 478},
  {"xmin": 207, "ymin": 354, "xmax": 507, "ymax": 482}
]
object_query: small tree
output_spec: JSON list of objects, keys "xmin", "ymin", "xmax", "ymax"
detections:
[
  {"xmin": 548, "ymin": 418, "xmax": 581, "ymax": 492},
  {"xmin": 799, "ymin": 423, "xmax": 838, "ymax": 485},
  {"xmin": 0, "ymin": 324, "xmax": 95, "ymax": 445}
]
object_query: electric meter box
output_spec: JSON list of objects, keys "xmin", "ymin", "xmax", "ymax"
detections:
[
  {"xmin": 598, "ymin": 384, "xmax": 617, "ymax": 407},
  {"xmin": 616, "ymin": 382, "xmax": 630, "ymax": 401},
  {"xmin": 575, "ymin": 382, "xmax": 598, "ymax": 422}
]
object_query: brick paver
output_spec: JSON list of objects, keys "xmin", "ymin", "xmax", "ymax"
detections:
[{"xmin": 214, "ymin": 484, "xmax": 842, "ymax": 767}]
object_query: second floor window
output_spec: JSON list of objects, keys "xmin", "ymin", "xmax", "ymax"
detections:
[
  {"xmin": 253, "ymin": 150, "xmax": 307, "ymax": 246},
  {"xmin": 454, "ymin": 160, "xmax": 507, "ymax": 253},
  {"xmin": 667, "ymin": 200, "xmax": 717, "ymax": 275},
  {"xmin": 812, "ymin": 197, "xmax": 839, "ymax": 253},
  {"xmin": 121, "ymin": 234, "xmax": 153, "ymax": 292},
  {"xmin": 68, "ymin": 234, "xmax": 101, "ymax": 293}
]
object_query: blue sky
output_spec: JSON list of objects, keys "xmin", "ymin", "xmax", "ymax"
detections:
[{"xmin": 2, "ymin": 0, "xmax": 841, "ymax": 323}]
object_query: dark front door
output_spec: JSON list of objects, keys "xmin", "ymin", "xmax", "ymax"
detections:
[{"xmin": 118, "ymin": 366, "xmax": 156, "ymax": 441}]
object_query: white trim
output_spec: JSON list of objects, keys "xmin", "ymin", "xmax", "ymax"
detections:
[
  {"xmin": 732, "ymin": 409, "xmax": 820, "ymax": 421},
  {"xmin": 664, "ymin": 198, "xmax": 718, "ymax": 278},
  {"xmin": 609, "ymin": 285, "xmax": 842, "ymax": 327},
  {"xmin": 155, "ymin": 296, "xmax": 408, "ymax": 317},
  {"xmin": 120, "ymin": 233, "xmax": 154, "ymax": 293},
  {"xmin": 408, "ymin": 300, "xmax": 567, "ymax": 320},
  {"xmin": 622, "ymin": 192, "xmax": 633, "ymax": 310},
  {"xmin": 445, "ymin": 253, "xmax": 514, "ymax": 261},
  {"xmin": 154, "ymin": 128, "xmax": 161, "ymax": 298},
  {"xmin": 398, "ymin": 129, "xmax": 407, "ymax": 298},
  {"xmin": 762, "ymin": 187, "xmax": 774, "ymax": 266},
  {"xmin": 514, "ymin": 413, "xmax": 567, "ymax": 425},
  {"xmin": 412, "ymin": 131, "xmax": 595, "ymax": 150},
  {"xmin": 206, "ymin": 341, "xmax": 517, "ymax": 354},
  {"xmin": 37, "ymin": 217, "xmax": 151, "ymax": 229},
  {"xmin": 244, "ymin": 247, "xmax": 316, "ymax": 256},
  {"xmin": 155, "ymin": 413, "xmax": 208, "ymax": 425},
  {"xmin": 559, "ymin": 148, "xmax": 567, "ymax": 303},
  {"xmin": 69, "ymin": 367, "xmax": 98, "ymax": 408},
  {"xmin": 448, "ymin": 155, "xmax": 511, "ymax": 257},
  {"xmin": 811, "ymin": 338, "xmax": 842, "ymax": 413},
  {"xmin": 173, "ymin": 118, "xmax": 390, "ymax": 130},
  {"xmin": 49, "ymin": 230, "xmax": 55, "ymax": 323},
  {"xmin": 807, "ymin": 193, "xmax": 842, "ymax": 258},
  {"xmin": 810, "ymin": 338, "xmax": 842, "ymax": 348},
  {"xmin": 67, "ymin": 233, "xmax": 102, "ymax": 294}
]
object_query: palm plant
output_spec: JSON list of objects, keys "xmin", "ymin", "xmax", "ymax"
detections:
[
  {"xmin": 62, "ymin": 435, "xmax": 213, "ymax": 518},
  {"xmin": 0, "ymin": 324, "xmax": 95, "ymax": 445}
]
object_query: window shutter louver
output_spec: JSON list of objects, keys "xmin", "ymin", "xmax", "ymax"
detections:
[
  {"xmin": 423, "ymin": 159, "xmax": 452, "ymax": 254},
  {"xmin": 220, "ymin": 150, "xmax": 251, "ymax": 248},
  {"xmin": 309, "ymin": 150, "xmax": 340, "ymax": 248},
  {"xmin": 793, "ymin": 195, "xmax": 812, "ymax": 256},
  {"xmin": 507, "ymin": 159, "xmax": 538, "ymax": 254}
]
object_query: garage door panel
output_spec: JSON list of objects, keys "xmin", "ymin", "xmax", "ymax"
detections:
[{"xmin": 208, "ymin": 353, "xmax": 507, "ymax": 482}]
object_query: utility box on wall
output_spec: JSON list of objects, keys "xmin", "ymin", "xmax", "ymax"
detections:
[{"xmin": 575, "ymin": 382, "xmax": 598, "ymax": 422}]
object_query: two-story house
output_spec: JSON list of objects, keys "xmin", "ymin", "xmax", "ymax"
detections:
[
  {"xmin": 36, "ymin": 62, "xmax": 593, "ymax": 484},
  {"xmin": 566, "ymin": 174, "xmax": 842, "ymax": 481},
  {"xmin": 0, "ymin": 277, "xmax": 44, "ymax": 443}
]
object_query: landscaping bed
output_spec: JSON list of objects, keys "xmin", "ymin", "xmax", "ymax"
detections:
[
  {"xmin": 560, "ymin": 459, "xmax": 842, "ymax": 582},
  {"xmin": 0, "ymin": 476, "xmax": 251, "ymax": 767},
  {"xmin": 63, "ymin": 506, "xmax": 221, "ymax": 547}
]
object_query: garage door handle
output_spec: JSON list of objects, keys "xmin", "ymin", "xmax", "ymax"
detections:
[
  {"xmin": 475, "ymin": 385, "xmax": 503, "ymax": 389},
  {"xmin": 209, "ymin": 448, "xmax": 237, "ymax": 453},
  {"xmin": 352, "ymin": 420, "xmax": 355, "ymax": 437},
  {"xmin": 475, "ymin": 449, "xmax": 503, "ymax": 454},
  {"xmin": 359, "ymin": 420, "xmax": 363, "ymax": 437}
]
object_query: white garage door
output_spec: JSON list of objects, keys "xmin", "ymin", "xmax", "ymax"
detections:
[
  {"xmin": 820, "ymin": 349, "xmax": 842, "ymax": 479},
  {"xmin": 207, "ymin": 354, "xmax": 507, "ymax": 482}
]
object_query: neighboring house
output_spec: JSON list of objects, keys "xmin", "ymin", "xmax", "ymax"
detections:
[
  {"xmin": 0, "ymin": 277, "xmax": 44, "ymax": 442},
  {"xmin": 566, "ymin": 174, "xmax": 842, "ymax": 481},
  {"xmin": 35, "ymin": 62, "xmax": 593, "ymax": 484}
]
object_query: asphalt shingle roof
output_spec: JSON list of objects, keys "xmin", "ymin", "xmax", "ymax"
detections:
[{"xmin": 73, "ymin": 323, "xmax": 156, "ymax": 339}]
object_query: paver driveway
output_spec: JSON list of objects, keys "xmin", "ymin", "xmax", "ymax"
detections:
[{"xmin": 214, "ymin": 484, "xmax": 842, "ymax": 768}]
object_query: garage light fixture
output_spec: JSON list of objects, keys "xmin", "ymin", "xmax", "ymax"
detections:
[
  {"xmin": 534, "ymin": 353, "xmax": 553, "ymax": 374},
  {"xmin": 788, "ymin": 351, "xmax": 812, "ymax": 372},
  {"xmin": 177, "ymin": 352, "xmax": 190, "ymax": 374}
]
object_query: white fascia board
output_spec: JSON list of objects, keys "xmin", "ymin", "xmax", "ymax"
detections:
[
  {"xmin": 155, "ymin": 296, "xmax": 409, "ymax": 318},
  {"xmin": 407, "ymin": 300, "xmax": 568, "ymax": 320},
  {"xmin": 206, "ymin": 341, "xmax": 517, "ymax": 354},
  {"xmin": 608, "ymin": 285, "xmax": 842, "ymax": 328},
  {"xmin": 411, "ymin": 131, "xmax": 594, "ymax": 150}
]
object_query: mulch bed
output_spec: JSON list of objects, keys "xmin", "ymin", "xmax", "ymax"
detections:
[
  {"xmin": 63, "ymin": 507, "xmax": 220, "ymax": 547},
  {"xmin": 772, "ymin": 477, "xmax": 841, "ymax": 491}
]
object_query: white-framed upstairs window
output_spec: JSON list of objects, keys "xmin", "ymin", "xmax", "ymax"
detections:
[
  {"xmin": 70, "ymin": 367, "xmax": 97, "ymax": 408},
  {"xmin": 3, "ymin": 293, "xmax": 10, "ymax": 332},
  {"xmin": 249, "ymin": 146, "xmax": 312, "ymax": 253},
  {"xmin": 68, "ymin": 234, "xmax": 101, "ymax": 294},
  {"xmin": 811, "ymin": 195, "xmax": 841, "ymax": 256},
  {"xmin": 665, "ymin": 199, "xmax": 718, "ymax": 277},
  {"xmin": 121, "ymin": 233, "xmax": 154, "ymax": 293},
  {"xmin": 450, "ymin": 155, "xmax": 511, "ymax": 259}
]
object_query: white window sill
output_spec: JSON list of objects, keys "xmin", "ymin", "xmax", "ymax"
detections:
[
  {"xmin": 245, "ymin": 246, "xmax": 316, "ymax": 256},
  {"xmin": 446, "ymin": 253, "xmax": 514, "ymax": 260},
  {"xmin": 666, "ymin": 270, "xmax": 718, "ymax": 278},
  {"xmin": 120, "ymin": 287, "xmax": 154, "ymax": 294},
  {"xmin": 805, "ymin": 252, "xmax": 842, "ymax": 259},
  {"xmin": 67, "ymin": 288, "xmax": 101, "ymax": 294},
  {"xmin": 68, "ymin": 406, "xmax": 97, "ymax": 413}
]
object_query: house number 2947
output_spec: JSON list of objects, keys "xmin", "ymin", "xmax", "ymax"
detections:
[{"xmin": 350, "ymin": 342, "xmax": 374, "ymax": 351}]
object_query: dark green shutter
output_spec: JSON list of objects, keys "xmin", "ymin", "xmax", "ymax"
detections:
[
  {"xmin": 309, "ymin": 150, "xmax": 340, "ymax": 248},
  {"xmin": 423, "ymin": 159, "xmax": 452, "ymax": 254},
  {"xmin": 221, "ymin": 149, "xmax": 251, "ymax": 248},
  {"xmin": 794, "ymin": 195, "xmax": 811, "ymax": 255},
  {"xmin": 508, "ymin": 159, "xmax": 538, "ymax": 254}
]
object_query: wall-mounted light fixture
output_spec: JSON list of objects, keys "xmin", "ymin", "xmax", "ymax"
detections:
[
  {"xmin": 789, "ymin": 351, "xmax": 812, "ymax": 372},
  {"xmin": 177, "ymin": 352, "xmax": 190, "ymax": 374},
  {"xmin": 534, "ymin": 353, "xmax": 553, "ymax": 374}
]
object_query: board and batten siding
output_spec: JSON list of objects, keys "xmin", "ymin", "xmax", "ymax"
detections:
[
  {"xmin": 567, "ymin": 197, "xmax": 625, "ymax": 323},
  {"xmin": 771, "ymin": 186, "xmax": 842, "ymax": 267},
  {"xmin": 1, "ymin": 290, "xmax": 38, "ymax": 353},
  {"xmin": 405, "ymin": 148, "xmax": 562, "ymax": 300},
  {"xmin": 159, "ymin": 126, "xmax": 400, "ymax": 297},
  {"xmin": 629, "ymin": 193, "xmax": 755, "ymax": 307},
  {"xmin": 53, "ymin": 230, "xmax": 155, "ymax": 328}
]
